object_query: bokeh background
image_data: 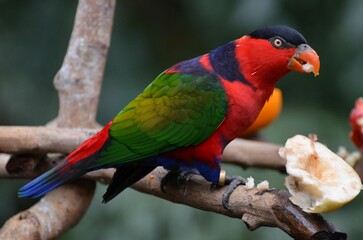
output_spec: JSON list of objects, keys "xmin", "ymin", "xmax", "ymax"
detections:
[{"xmin": 1, "ymin": 0, "xmax": 363, "ymax": 239}]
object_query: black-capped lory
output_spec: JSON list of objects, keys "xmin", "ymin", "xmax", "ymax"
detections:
[{"xmin": 19, "ymin": 25, "xmax": 320, "ymax": 208}]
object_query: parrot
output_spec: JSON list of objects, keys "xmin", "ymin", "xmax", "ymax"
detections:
[{"xmin": 19, "ymin": 25, "xmax": 320, "ymax": 209}]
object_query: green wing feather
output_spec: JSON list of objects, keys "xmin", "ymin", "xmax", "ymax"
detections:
[{"xmin": 92, "ymin": 71, "xmax": 227, "ymax": 168}]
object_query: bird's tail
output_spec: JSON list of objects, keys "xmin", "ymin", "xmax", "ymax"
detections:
[
  {"xmin": 18, "ymin": 121, "xmax": 113, "ymax": 198},
  {"xmin": 18, "ymin": 161, "xmax": 86, "ymax": 198}
]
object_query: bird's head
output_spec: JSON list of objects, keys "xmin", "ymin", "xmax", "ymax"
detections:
[{"xmin": 235, "ymin": 25, "xmax": 320, "ymax": 87}]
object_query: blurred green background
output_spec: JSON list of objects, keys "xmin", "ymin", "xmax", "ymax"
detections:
[{"xmin": 1, "ymin": 0, "xmax": 363, "ymax": 239}]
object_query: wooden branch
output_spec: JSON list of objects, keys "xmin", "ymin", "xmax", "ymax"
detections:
[
  {"xmin": 0, "ymin": 149, "xmax": 346, "ymax": 240},
  {"xmin": 0, "ymin": 126, "xmax": 98, "ymax": 155},
  {"xmin": 132, "ymin": 168, "xmax": 346, "ymax": 240},
  {"xmin": 0, "ymin": 179, "xmax": 95, "ymax": 240},
  {"xmin": 0, "ymin": 0, "xmax": 116, "ymax": 239},
  {"xmin": 0, "ymin": 126, "xmax": 284, "ymax": 180},
  {"xmin": 223, "ymin": 138, "xmax": 286, "ymax": 171},
  {"xmin": 0, "ymin": 130, "xmax": 346, "ymax": 239},
  {"xmin": 54, "ymin": 0, "xmax": 115, "ymax": 128},
  {"xmin": 0, "ymin": 126, "xmax": 285, "ymax": 171}
]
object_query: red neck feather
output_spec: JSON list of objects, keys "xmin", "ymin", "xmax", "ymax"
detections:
[{"xmin": 235, "ymin": 36, "xmax": 296, "ymax": 89}]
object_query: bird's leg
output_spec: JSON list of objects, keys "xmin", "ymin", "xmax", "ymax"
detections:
[
  {"xmin": 160, "ymin": 169, "xmax": 199, "ymax": 193},
  {"xmin": 219, "ymin": 172, "xmax": 247, "ymax": 210}
]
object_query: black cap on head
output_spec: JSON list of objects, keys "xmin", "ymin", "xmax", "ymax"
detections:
[{"xmin": 249, "ymin": 25, "xmax": 307, "ymax": 46}]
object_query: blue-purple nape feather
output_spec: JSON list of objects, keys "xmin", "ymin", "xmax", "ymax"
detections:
[{"xmin": 18, "ymin": 161, "xmax": 84, "ymax": 198}]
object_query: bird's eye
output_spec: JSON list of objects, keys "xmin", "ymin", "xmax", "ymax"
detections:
[
  {"xmin": 273, "ymin": 38, "xmax": 283, "ymax": 47},
  {"xmin": 269, "ymin": 37, "xmax": 296, "ymax": 49}
]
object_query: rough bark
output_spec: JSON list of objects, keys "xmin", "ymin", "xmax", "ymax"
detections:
[
  {"xmin": 0, "ymin": 126, "xmax": 98, "ymax": 155},
  {"xmin": 0, "ymin": 179, "xmax": 95, "ymax": 240},
  {"xmin": 54, "ymin": 0, "xmax": 115, "ymax": 128},
  {"xmin": 0, "ymin": 150, "xmax": 347, "ymax": 240},
  {"xmin": 133, "ymin": 168, "xmax": 346, "ymax": 240},
  {"xmin": 223, "ymin": 138, "xmax": 286, "ymax": 172},
  {"xmin": 0, "ymin": 0, "xmax": 116, "ymax": 239},
  {"xmin": 0, "ymin": 126, "xmax": 286, "ymax": 171},
  {"xmin": 0, "ymin": 130, "xmax": 347, "ymax": 239}
]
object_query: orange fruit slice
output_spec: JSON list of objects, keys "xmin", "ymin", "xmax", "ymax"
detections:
[{"xmin": 241, "ymin": 88, "xmax": 283, "ymax": 136}]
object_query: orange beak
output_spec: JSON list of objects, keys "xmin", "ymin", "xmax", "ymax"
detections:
[{"xmin": 288, "ymin": 44, "xmax": 320, "ymax": 76}]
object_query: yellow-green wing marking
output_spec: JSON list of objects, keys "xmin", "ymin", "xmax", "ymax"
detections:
[{"xmin": 92, "ymin": 71, "xmax": 227, "ymax": 168}]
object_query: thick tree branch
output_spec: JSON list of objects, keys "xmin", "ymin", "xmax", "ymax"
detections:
[
  {"xmin": 0, "ymin": 179, "xmax": 95, "ymax": 240},
  {"xmin": 0, "ymin": 126, "xmax": 285, "ymax": 171},
  {"xmin": 223, "ymin": 138, "xmax": 286, "ymax": 171},
  {"xmin": 0, "ymin": 127, "xmax": 345, "ymax": 239},
  {"xmin": 54, "ymin": 0, "xmax": 115, "ymax": 128},
  {"xmin": 0, "ymin": 126, "xmax": 98, "ymax": 155},
  {"xmin": 0, "ymin": 150, "xmax": 347, "ymax": 240},
  {"xmin": 0, "ymin": 0, "xmax": 116, "ymax": 239},
  {"xmin": 132, "ymin": 168, "xmax": 346, "ymax": 240}
]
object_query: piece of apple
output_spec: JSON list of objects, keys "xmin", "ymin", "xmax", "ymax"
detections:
[{"xmin": 279, "ymin": 134, "xmax": 362, "ymax": 213}]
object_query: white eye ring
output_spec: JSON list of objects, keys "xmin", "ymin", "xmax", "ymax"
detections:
[{"xmin": 274, "ymin": 38, "xmax": 283, "ymax": 47}]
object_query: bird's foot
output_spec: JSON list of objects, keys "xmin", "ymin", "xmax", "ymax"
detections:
[
  {"xmin": 160, "ymin": 169, "xmax": 198, "ymax": 193},
  {"xmin": 221, "ymin": 175, "xmax": 247, "ymax": 210}
]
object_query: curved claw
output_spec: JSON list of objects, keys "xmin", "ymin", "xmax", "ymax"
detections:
[{"xmin": 222, "ymin": 176, "xmax": 247, "ymax": 210}]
